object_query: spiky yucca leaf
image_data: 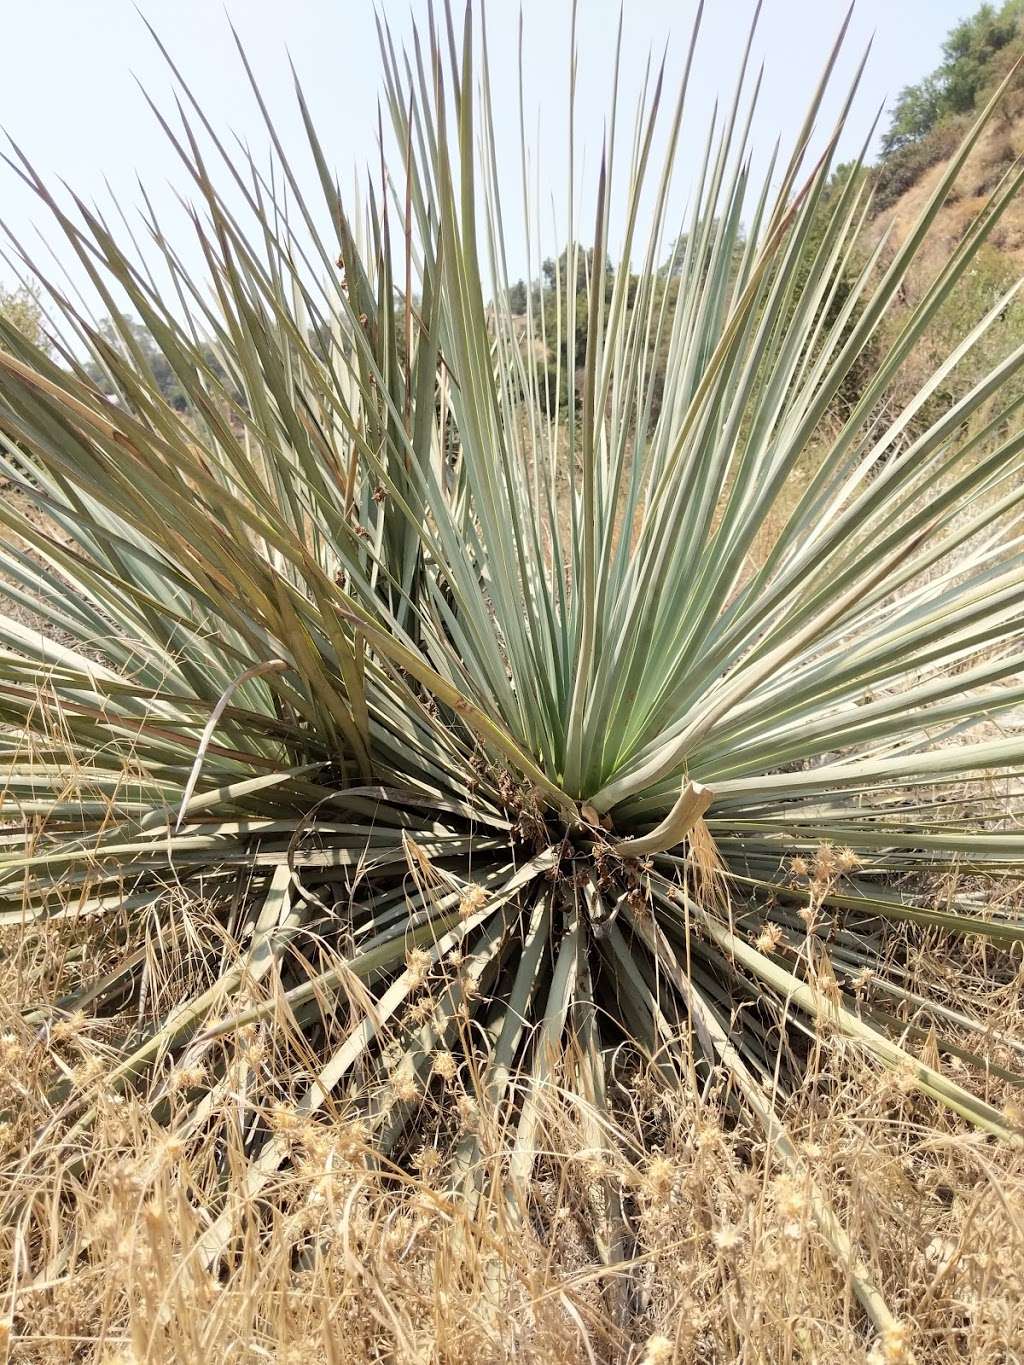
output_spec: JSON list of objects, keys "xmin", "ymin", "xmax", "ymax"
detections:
[{"xmin": 1, "ymin": 2, "xmax": 1023, "ymax": 1334}]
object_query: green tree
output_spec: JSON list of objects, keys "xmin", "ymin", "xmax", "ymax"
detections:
[
  {"xmin": 879, "ymin": 76, "xmax": 944, "ymax": 156},
  {"xmin": 878, "ymin": 0, "xmax": 1024, "ymax": 160},
  {"xmin": 942, "ymin": 2, "xmax": 1021, "ymax": 112},
  {"xmin": 0, "ymin": 284, "xmax": 47, "ymax": 352},
  {"xmin": 506, "ymin": 278, "xmax": 528, "ymax": 313},
  {"xmin": 84, "ymin": 316, "xmax": 189, "ymax": 409}
]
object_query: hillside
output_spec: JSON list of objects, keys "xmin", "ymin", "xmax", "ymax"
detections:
[
  {"xmin": 873, "ymin": 105, "xmax": 1024, "ymax": 266},
  {"xmin": 873, "ymin": 1, "xmax": 1024, "ymax": 209},
  {"xmin": 834, "ymin": 4, "xmax": 1024, "ymax": 479},
  {"xmin": 868, "ymin": 3, "xmax": 1024, "ymax": 322}
]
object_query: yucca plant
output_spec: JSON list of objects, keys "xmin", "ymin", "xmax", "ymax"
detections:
[{"xmin": 1, "ymin": 2, "xmax": 1023, "ymax": 1336}]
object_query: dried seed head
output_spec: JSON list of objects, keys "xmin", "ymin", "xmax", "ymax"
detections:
[
  {"xmin": 405, "ymin": 995, "xmax": 435, "ymax": 1026},
  {"xmin": 405, "ymin": 948, "xmax": 433, "ymax": 989},
  {"xmin": 459, "ymin": 883, "xmax": 488, "ymax": 919},
  {"xmin": 695, "ymin": 1121, "xmax": 721, "ymax": 1152},
  {"xmin": 388, "ymin": 1060, "xmax": 420, "ymax": 1105},
  {"xmin": 382, "ymin": 1213, "xmax": 415, "ymax": 1254},
  {"xmin": 755, "ymin": 922, "xmax": 784, "ymax": 954},
  {"xmin": 641, "ymin": 1335, "xmax": 674, "ymax": 1365},
  {"xmin": 0, "ymin": 1034, "xmax": 24, "ymax": 1064},
  {"xmin": 431, "ymin": 1050, "xmax": 457, "ymax": 1083},
  {"xmin": 52, "ymin": 1009, "xmax": 89, "ymax": 1043},
  {"xmin": 161, "ymin": 1135, "xmax": 187, "ymax": 1164},
  {"xmin": 71, "ymin": 1055, "xmax": 106, "ymax": 1087},
  {"xmin": 852, "ymin": 967, "xmax": 875, "ymax": 995},
  {"xmin": 813, "ymin": 843, "xmax": 838, "ymax": 880},
  {"xmin": 643, "ymin": 1154, "xmax": 676, "ymax": 1199},
  {"xmin": 892, "ymin": 1062, "xmax": 918, "ymax": 1096},
  {"xmin": 712, "ymin": 1223, "xmax": 743, "ymax": 1251},
  {"xmin": 168, "ymin": 1062, "xmax": 205, "ymax": 1093},
  {"xmin": 412, "ymin": 1144, "xmax": 442, "ymax": 1177},
  {"xmin": 244, "ymin": 1036, "xmax": 268, "ymax": 1066},
  {"xmin": 573, "ymin": 1147, "xmax": 607, "ymax": 1180},
  {"xmin": 773, "ymin": 1173, "xmax": 808, "ymax": 1223},
  {"xmin": 456, "ymin": 1093, "xmax": 479, "ymax": 1132}
]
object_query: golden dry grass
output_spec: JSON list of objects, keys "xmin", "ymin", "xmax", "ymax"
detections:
[{"xmin": 1, "ymin": 887, "xmax": 1022, "ymax": 1364}]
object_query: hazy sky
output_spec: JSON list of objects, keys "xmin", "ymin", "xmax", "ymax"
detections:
[{"xmin": 0, "ymin": 0, "xmax": 978, "ymax": 303}]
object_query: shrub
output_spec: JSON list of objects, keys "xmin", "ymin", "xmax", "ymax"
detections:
[
  {"xmin": 0, "ymin": 6, "xmax": 1022, "ymax": 1344},
  {"xmin": 872, "ymin": 117, "xmax": 969, "ymax": 212}
]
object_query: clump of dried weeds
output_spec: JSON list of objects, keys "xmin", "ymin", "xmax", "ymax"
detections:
[{"xmin": 1, "ymin": 906, "xmax": 1021, "ymax": 1365}]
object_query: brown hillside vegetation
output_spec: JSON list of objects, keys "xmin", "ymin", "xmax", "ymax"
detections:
[{"xmin": 873, "ymin": 109, "xmax": 1024, "ymax": 263}]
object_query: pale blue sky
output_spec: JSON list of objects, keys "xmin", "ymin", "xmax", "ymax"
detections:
[{"xmin": 0, "ymin": 0, "xmax": 978, "ymax": 303}]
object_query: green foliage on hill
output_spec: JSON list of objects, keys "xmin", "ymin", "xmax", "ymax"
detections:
[{"xmin": 874, "ymin": 0, "xmax": 1024, "ymax": 210}]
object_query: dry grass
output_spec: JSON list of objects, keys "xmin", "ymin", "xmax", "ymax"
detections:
[
  {"xmin": 870, "ymin": 87, "xmax": 1024, "ymax": 269},
  {"xmin": 1, "ymin": 887, "xmax": 1022, "ymax": 1364}
]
